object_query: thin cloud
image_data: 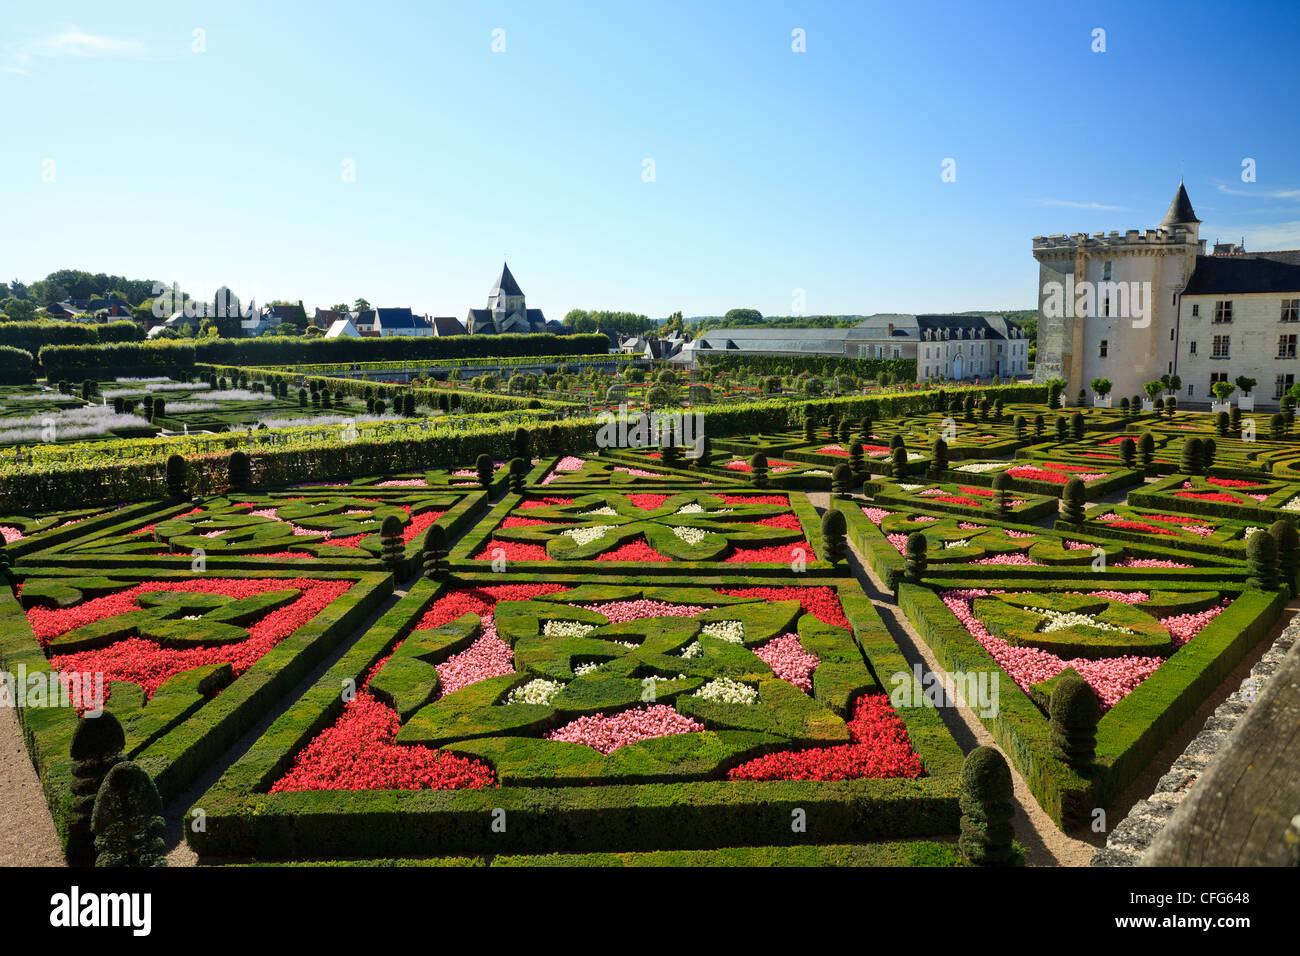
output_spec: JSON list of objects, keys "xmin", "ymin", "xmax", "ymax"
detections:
[
  {"xmin": 1210, "ymin": 221, "xmax": 1300, "ymax": 250},
  {"xmin": 1215, "ymin": 183, "xmax": 1300, "ymax": 200},
  {"xmin": 3, "ymin": 27, "xmax": 155, "ymax": 74},
  {"xmin": 1034, "ymin": 198, "xmax": 1128, "ymax": 212}
]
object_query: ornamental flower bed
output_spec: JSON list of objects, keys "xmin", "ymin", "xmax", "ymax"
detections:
[
  {"xmin": 866, "ymin": 477, "xmax": 1051, "ymax": 519},
  {"xmin": 1129, "ymin": 473, "xmax": 1300, "ymax": 522},
  {"xmin": 267, "ymin": 581, "xmax": 900, "ymax": 789},
  {"xmin": 457, "ymin": 490, "xmax": 823, "ymax": 568},
  {"xmin": 34, "ymin": 489, "xmax": 479, "ymax": 568}
]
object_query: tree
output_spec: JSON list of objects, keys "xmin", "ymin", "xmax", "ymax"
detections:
[
  {"xmin": 353, "ymin": 298, "xmax": 371, "ymax": 312},
  {"xmin": 749, "ymin": 452, "xmax": 769, "ymax": 489},
  {"xmin": 1143, "ymin": 380, "xmax": 1163, "ymax": 402},
  {"xmin": 1060, "ymin": 478, "xmax": 1085, "ymax": 525},
  {"xmin": 1235, "ymin": 376, "xmax": 1256, "ymax": 397},
  {"xmin": 1246, "ymin": 530, "xmax": 1279, "ymax": 590},
  {"xmin": 1089, "ymin": 377, "xmax": 1112, "ymax": 399},
  {"xmin": 821, "ymin": 509, "xmax": 847, "ymax": 565},
  {"xmin": 904, "ymin": 532, "xmax": 927, "ymax": 581},
  {"xmin": 0, "ymin": 297, "xmax": 37, "ymax": 321},
  {"xmin": 724, "ymin": 308, "xmax": 763, "ymax": 323},
  {"xmin": 992, "ymin": 471, "xmax": 1012, "ymax": 517},
  {"xmin": 1211, "ymin": 380, "xmax": 1235, "ymax": 403},
  {"xmin": 68, "ymin": 713, "xmax": 125, "ymax": 865}
]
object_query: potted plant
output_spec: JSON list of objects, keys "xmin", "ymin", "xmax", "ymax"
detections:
[
  {"xmin": 1211, "ymin": 379, "xmax": 1235, "ymax": 414},
  {"xmin": 1235, "ymin": 376, "xmax": 1257, "ymax": 411},
  {"xmin": 1090, "ymin": 377, "xmax": 1113, "ymax": 408},
  {"xmin": 1142, "ymin": 380, "xmax": 1162, "ymax": 412}
]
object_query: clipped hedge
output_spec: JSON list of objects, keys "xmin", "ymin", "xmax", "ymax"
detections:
[
  {"xmin": 0, "ymin": 344, "xmax": 36, "ymax": 384},
  {"xmin": 38, "ymin": 333, "xmax": 614, "ymax": 380}
]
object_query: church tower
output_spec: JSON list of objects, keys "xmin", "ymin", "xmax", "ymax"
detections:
[{"xmin": 488, "ymin": 262, "xmax": 527, "ymax": 327}]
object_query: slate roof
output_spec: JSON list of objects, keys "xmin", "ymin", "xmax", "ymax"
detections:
[
  {"xmin": 431, "ymin": 315, "xmax": 465, "ymax": 335},
  {"xmin": 1162, "ymin": 182, "xmax": 1200, "ymax": 227},
  {"xmin": 375, "ymin": 307, "xmax": 427, "ymax": 329},
  {"xmin": 1183, "ymin": 253, "xmax": 1300, "ymax": 295},
  {"xmin": 491, "ymin": 262, "xmax": 524, "ymax": 297}
]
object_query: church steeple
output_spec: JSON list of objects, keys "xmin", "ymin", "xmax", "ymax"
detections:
[{"xmin": 1161, "ymin": 180, "xmax": 1201, "ymax": 228}]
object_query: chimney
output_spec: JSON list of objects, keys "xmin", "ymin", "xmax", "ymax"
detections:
[{"xmin": 887, "ymin": 323, "xmax": 894, "ymax": 336}]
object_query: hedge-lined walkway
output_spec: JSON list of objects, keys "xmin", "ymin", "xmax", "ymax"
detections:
[
  {"xmin": 811, "ymin": 491, "xmax": 1097, "ymax": 866},
  {"xmin": 0, "ymin": 702, "xmax": 65, "ymax": 866}
]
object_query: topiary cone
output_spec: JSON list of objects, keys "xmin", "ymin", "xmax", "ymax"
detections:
[
  {"xmin": 1049, "ymin": 674, "xmax": 1099, "ymax": 768},
  {"xmin": 959, "ymin": 746, "xmax": 1017, "ymax": 866}
]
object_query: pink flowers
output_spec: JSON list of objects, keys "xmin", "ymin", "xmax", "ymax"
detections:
[
  {"xmin": 727, "ymin": 694, "xmax": 925, "ymax": 781},
  {"xmin": 545, "ymin": 705, "xmax": 705, "ymax": 754},
  {"xmin": 754, "ymin": 634, "xmax": 820, "ymax": 692},
  {"xmin": 1113, "ymin": 558, "xmax": 1193, "ymax": 568},
  {"xmin": 862, "ymin": 507, "xmax": 894, "ymax": 525},
  {"xmin": 435, "ymin": 629, "xmax": 515, "ymax": 696}
]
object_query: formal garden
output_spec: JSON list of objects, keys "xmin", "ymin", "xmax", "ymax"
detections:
[{"xmin": 1, "ymin": 370, "xmax": 1296, "ymax": 868}]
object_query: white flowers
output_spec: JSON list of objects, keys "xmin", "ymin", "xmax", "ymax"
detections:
[
  {"xmin": 561, "ymin": 525, "xmax": 612, "ymax": 546},
  {"xmin": 674, "ymin": 503, "xmax": 704, "ymax": 514},
  {"xmin": 1282, "ymin": 496, "xmax": 1300, "ymax": 512},
  {"xmin": 578, "ymin": 506, "xmax": 618, "ymax": 517},
  {"xmin": 693, "ymin": 677, "xmax": 758, "ymax": 705},
  {"xmin": 945, "ymin": 539, "xmax": 971, "ymax": 548},
  {"xmin": 1028, "ymin": 608, "xmax": 1134, "ymax": 635},
  {"xmin": 677, "ymin": 641, "xmax": 704, "ymax": 659},
  {"xmin": 898, "ymin": 483, "xmax": 926, "ymax": 491},
  {"xmin": 671, "ymin": 526, "xmax": 706, "ymax": 545},
  {"xmin": 701, "ymin": 620, "xmax": 744, "ymax": 643},
  {"xmin": 543, "ymin": 620, "xmax": 596, "ymax": 639},
  {"xmin": 573, "ymin": 661, "xmax": 603, "ymax": 676},
  {"xmin": 955, "ymin": 462, "xmax": 1006, "ymax": 473},
  {"xmin": 506, "ymin": 678, "xmax": 564, "ymax": 705}
]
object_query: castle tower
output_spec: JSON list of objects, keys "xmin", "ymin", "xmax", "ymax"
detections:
[{"xmin": 1032, "ymin": 182, "xmax": 1203, "ymax": 402}]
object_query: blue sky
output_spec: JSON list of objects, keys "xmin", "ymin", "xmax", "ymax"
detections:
[{"xmin": 3, "ymin": 0, "xmax": 1298, "ymax": 319}]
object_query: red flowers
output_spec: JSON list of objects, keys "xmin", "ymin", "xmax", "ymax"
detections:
[
  {"xmin": 625, "ymin": 493, "xmax": 672, "ymax": 510},
  {"xmin": 270, "ymin": 691, "xmax": 497, "ymax": 792},
  {"xmin": 473, "ymin": 539, "xmax": 551, "ymax": 561},
  {"xmin": 717, "ymin": 586, "xmax": 848, "ymax": 627},
  {"xmin": 727, "ymin": 694, "xmax": 925, "ymax": 781},
  {"xmin": 594, "ymin": 537, "xmax": 670, "ymax": 561},
  {"xmin": 725, "ymin": 543, "xmax": 819, "ymax": 563},
  {"xmin": 719, "ymin": 495, "xmax": 789, "ymax": 506},
  {"xmin": 1174, "ymin": 491, "xmax": 1240, "ymax": 503},
  {"xmin": 38, "ymin": 578, "xmax": 352, "ymax": 696},
  {"xmin": 1205, "ymin": 476, "xmax": 1263, "ymax": 489}
]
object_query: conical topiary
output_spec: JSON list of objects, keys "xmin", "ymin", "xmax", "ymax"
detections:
[
  {"xmin": 1060, "ymin": 477, "xmax": 1085, "ymax": 525},
  {"xmin": 165, "ymin": 454, "xmax": 188, "ymax": 500},
  {"xmin": 1049, "ymin": 673, "xmax": 1099, "ymax": 768},
  {"xmin": 68, "ymin": 712, "xmax": 125, "ymax": 866},
  {"xmin": 749, "ymin": 452, "xmax": 769, "ymax": 489},
  {"xmin": 992, "ymin": 471, "xmax": 1011, "ymax": 517},
  {"xmin": 1246, "ymin": 529, "xmax": 1279, "ymax": 590},
  {"xmin": 422, "ymin": 524, "xmax": 450, "ymax": 580},
  {"xmin": 380, "ymin": 514, "xmax": 404, "ymax": 572},
  {"xmin": 904, "ymin": 531, "xmax": 927, "ymax": 581},
  {"xmin": 476, "ymin": 453, "xmax": 494, "ymax": 489},
  {"xmin": 929, "ymin": 438, "xmax": 948, "ymax": 478},
  {"xmin": 1269, "ymin": 520, "xmax": 1299, "ymax": 588},
  {"xmin": 90, "ymin": 761, "xmax": 167, "ymax": 867},
  {"xmin": 228, "ymin": 451, "xmax": 251, "ymax": 491},
  {"xmin": 890, "ymin": 445, "xmax": 907, "ymax": 479},
  {"xmin": 1180, "ymin": 437, "xmax": 1203, "ymax": 474},
  {"xmin": 820, "ymin": 508, "xmax": 847, "ymax": 566},
  {"xmin": 958, "ymin": 746, "xmax": 1017, "ymax": 866},
  {"xmin": 508, "ymin": 456, "xmax": 529, "ymax": 494},
  {"xmin": 831, "ymin": 463, "xmax": 854, "ymax": 498},
  {"xmin": 1119, "ymin": 437, "xmax": 1136, "ymax": 469}
]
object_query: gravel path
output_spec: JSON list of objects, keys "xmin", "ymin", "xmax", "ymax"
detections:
[{"xmin": 0, "ymin": 703, "xmax": 66, "ymax": 866}]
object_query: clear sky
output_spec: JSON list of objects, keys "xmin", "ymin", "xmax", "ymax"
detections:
[{"xmin": 4, "ymin": 0, "xmax": 1298, "ymax": 320}]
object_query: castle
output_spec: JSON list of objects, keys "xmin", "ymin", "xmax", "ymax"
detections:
[{"xmin": 1033, "ymin": 183, "xmax": 1300, "ymax": 407}]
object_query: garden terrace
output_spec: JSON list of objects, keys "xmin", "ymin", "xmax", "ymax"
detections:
[
  {"xmin": 894, "ymin": 572, "xmax": 1283, "ymax": 828},
  {"xmin": 185, "ymin": 574, "xmax": 964, "ymax": 859},
  {"xmin": 850, "ymin": 504, "xmax": 1245, "ymax": 592},
  {"xmin": 19, "ymin": 488, "xmax": 487, "ymax": 577},
  {"xmin": 453, "ymin": 488, "xmax": 827, "ymax": 574},
  {"xmin": 1129, "ymin": 473, "xmax": 1300, "ymax": 523},
  {"xmin": 0, "ymin": 566, "xmax": 393, "ymax": 840}
]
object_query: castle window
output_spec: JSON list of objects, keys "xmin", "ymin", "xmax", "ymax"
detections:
[
  {"xmin": 1192, "ymin": 303, "xmax": 1200, "ymax": 318},
  {"xmin": 1282, "ymin": 299, "xmax": 1300, "ymax": 322},
  {"xmin": 1279, "ymin": 334, "xmax": 1297, "ymax": 359},
  {"xmin": 1212, "ymin": 335, "xmax": 1230, "ymax": 358},
  {"xmin": 1275, "ymin": 374, "xmax": 1295, "ymax": 399},
  {"xmin": 1103, "ymin": 295, "xmax": 1110, "ymax": 317},
  {"xmin": 1211, "ymin": 372, "xmax": 1228, "ymax": 394},
  {"xmin": 1099, "ymin": 339, "xmax": 1108, "ymax": 358},
  {"xmin": 1214, "ymin": 301, "xmax": 1233, "ymax": 323},
  {"xmin": 1189, "ymin": 341, "xmax": 1197, "ymax": 355},
  {"xmin": 1103, "ymin": 261, "xmax": 1112, "ymax": 280}
]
